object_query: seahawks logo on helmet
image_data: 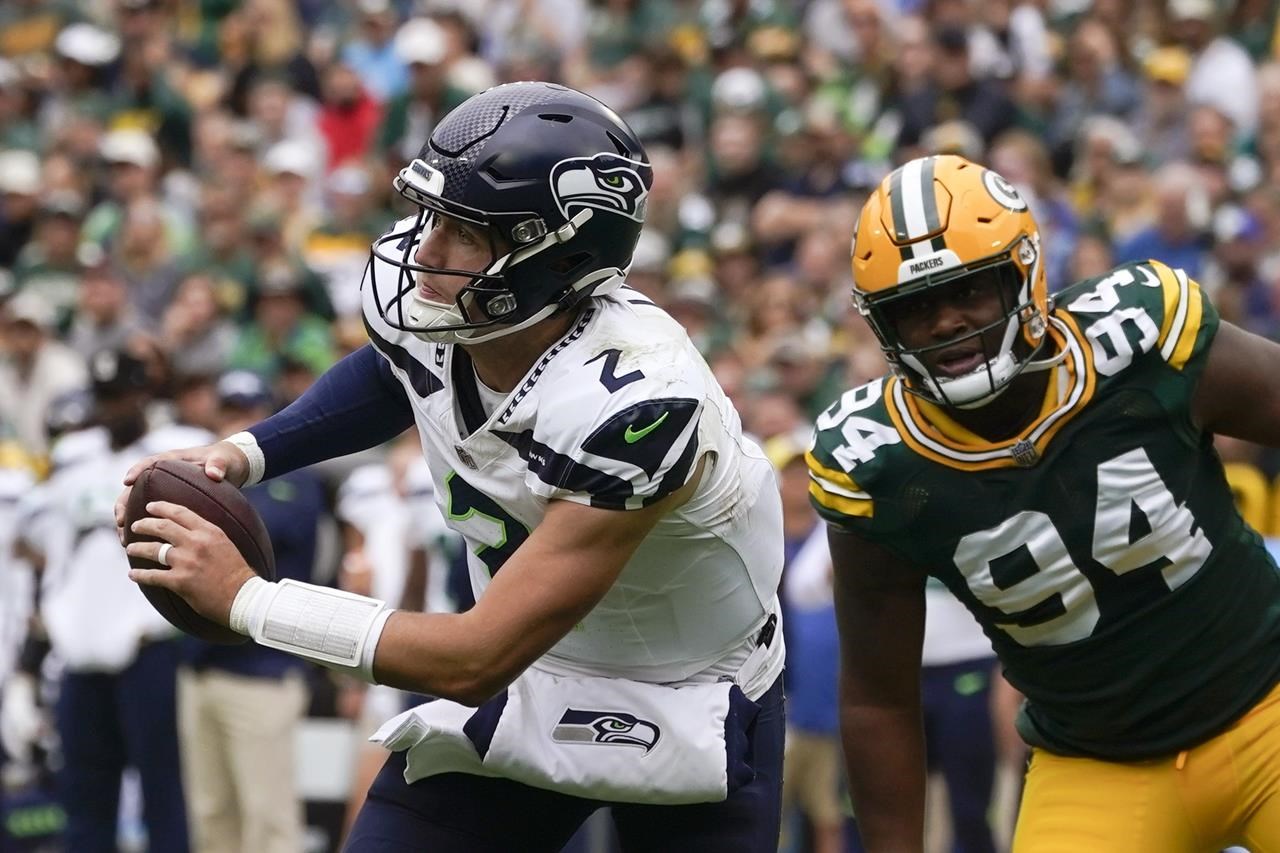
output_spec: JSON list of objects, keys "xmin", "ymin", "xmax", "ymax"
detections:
[
  {"xmin": 551, "ymin": 153, "xmax": 649, "ymax": 223},
  {"xmin": 552, "ymin": 708, "xmax": 661, "ymax": 753}
]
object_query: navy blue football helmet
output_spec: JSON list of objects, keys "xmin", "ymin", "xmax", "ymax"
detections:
[{"xmin": 369, "ymin": 81, "xmax": 653, "ymax": 343}]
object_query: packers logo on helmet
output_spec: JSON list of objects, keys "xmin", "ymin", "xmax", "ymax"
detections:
[{"xmin": 850, "ymin": 155, "xmax": 1052, "ymax": 408}]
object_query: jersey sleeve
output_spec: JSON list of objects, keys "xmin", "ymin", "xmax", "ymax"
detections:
[
  {"xmin": 1060, "ymin": 259, "xmax": 1219, "ymax": 380},
  {"xmin": 806, "ymin": 424, "xmax": 876, "ymax": 532},
  {"xmin": 519, "ymin": 349, "xmax": 705, "ymax": 511},
  {"xmin": 1151, "ymin": 262, "xmax": 1216, "ymax": 373}
]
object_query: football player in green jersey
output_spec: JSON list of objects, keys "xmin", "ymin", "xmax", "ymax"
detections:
[{"xmin": 809, "ymin": 154, "xmax": 1280, "ymax": 852}]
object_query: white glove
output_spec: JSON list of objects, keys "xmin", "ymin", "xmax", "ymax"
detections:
[{"xmin": 1, "ymin": 673, "xmax": 43, "ymax": 765}]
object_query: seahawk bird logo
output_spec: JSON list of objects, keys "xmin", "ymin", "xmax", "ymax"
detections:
[
  {"xmin": 552, "ymin": 708, "xmax": 661, "ymax": 753},
  {"xmin": 550, "ymin": 153, "xmax": 649, "ymax": 223}
]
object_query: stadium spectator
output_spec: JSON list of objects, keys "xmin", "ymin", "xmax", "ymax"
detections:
[
  {"xmin": 35, "ymin": 347, "xmax": 200, "ymax": 853},
  {"xmin": 112, "ymin": 196, "xmax": 189, "ymax": 324},
  {"xmin": 1171, "ymin": 0, "xmax": 1259, "ymax": 141},
  {"xmin": 67, "ymin": 262, "xmax": 145, "ymax": 360},
  {"xmin": 1044, "ymin": 16, "xmax": 1141, "ymax": 165},
  {"xmin": 178, "ymin": 369, "xmax": 327, "ymax": 853},
  {"xmin": 377, "ymin": 16, "xmax": 465, "ymax": 166},
  {"xmin": 160, "ymin": 273, "xmax": 238, "ymax": 380},
  {"xmin": 0, "ymin": 292, "xmax": 86, "ymax": 456},
  {"xmin": 0, "ymin": 149, "xmax": 40, "ymax": 269},
  {"xmin": 339, "ymin": 0, "xmax": 406, "ymax": 104},
  {"xmin": 225, "ymin": 0, "xmax": 322, "ymax": 114},
  {"xmin": 12, "ymin": 189, "xmax": 87, "ymax": 327},
  {"xmin": 228, "ymin": 257, "xmax": 335, "ymax": 382},
  {"xmin": 1131, "ymin": 45, "xmax": 1195, "ymax": 168},
  {"xmin": 771, "ymin": 432, "xmax": 843, "ymax": 853},
  {"xmin": 316, "ymin": 62, "xmax": 382, "ymax": 172},
  {"xmin": 894, "ymin": 23, "xmax": 1017, "ymax": 150},
  {"xmin": 1112, "ymin": 160, "xmax": 1212, "ymax": 278}
]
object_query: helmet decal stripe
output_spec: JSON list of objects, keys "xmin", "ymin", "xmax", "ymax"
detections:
[
  {"xmin": 919, "ymin": 156, "xmax": 941, "ymax": 234},
  {"xmin": 889, "ymin": 165, "xmax": 910, "ymax": 243},
  {"xmin": 890, "ymin": 157, "xmax": 941, "ymax": 259},
  {"xmin": 897, "ymin": 158, "xmax": 931, "ymax": 241}
]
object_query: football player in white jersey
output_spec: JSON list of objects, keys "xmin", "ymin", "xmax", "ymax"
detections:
[
  {"xmin": 43, "ymin": 348, "xmax": 205, "ymax": 853},
  {"xmin": 117, "ymin": 82, "xmax": 786, "ymax": 852}
]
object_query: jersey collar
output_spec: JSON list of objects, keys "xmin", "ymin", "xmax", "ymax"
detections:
[{"xmin": 886, "ymin": 312, "xmax": 1096, "ymax": 470}]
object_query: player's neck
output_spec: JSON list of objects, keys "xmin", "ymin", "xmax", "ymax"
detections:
[
  {"xmin": 945, "ymin": 369, "xmax": 1052, "ymax": 442},
  {"xmin": 462, "ymin": 311, "xmax": 577, "ymax": 393}
]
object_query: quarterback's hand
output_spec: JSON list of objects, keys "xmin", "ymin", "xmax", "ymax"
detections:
[
  {"xmin": 114, "ymin": 441, "xmax": 250, "ymax": 544},
  {"xmin": 0, "ymin": 672, "xmax": 44, "ymax": 766},
  {"xmin": 125, "ymin": 500, "xmax": 257, "ymax": 626}
]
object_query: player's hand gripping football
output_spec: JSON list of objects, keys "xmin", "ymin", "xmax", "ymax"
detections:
[
  {"xmin": 114, "ymin": 441, "xmax": 249, "ymax": 544},
  {"xmin": 125, "ymin": 500, "xmax": 257, "ymax": 627}
]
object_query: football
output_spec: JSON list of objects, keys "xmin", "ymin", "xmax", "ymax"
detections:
[{"xmin": 124, "ymin": 459, "xmax": 276, "ymax": 644}]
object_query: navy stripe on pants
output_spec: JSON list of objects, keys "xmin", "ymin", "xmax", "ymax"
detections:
[{"xmin": 344, "ymin": 676, "xmax": 786, "ymax": 852}]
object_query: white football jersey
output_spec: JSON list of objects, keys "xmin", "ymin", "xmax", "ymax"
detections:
[
  {"xmin": 336, "ymin": 459, "xmax": 455, "ymax": 613},
  {"xmin": 362, "ymin": 258, "xmax": 784, "ymax": 697},
  {"xmin": 38, "ymin": 424, "xmax": 212, "ymax": 671},
  {"xmin": 0, "ymin": 465, "xmax": 37, "ymax": 686}
]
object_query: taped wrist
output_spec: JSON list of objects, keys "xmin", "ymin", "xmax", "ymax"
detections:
[
  {"xmin": 225, "ymin": 431, "xmax": 266, "ymax": 487},
  {"xmin": 230, "ymin": 577, "xmax": 393, "ymax": 683}
]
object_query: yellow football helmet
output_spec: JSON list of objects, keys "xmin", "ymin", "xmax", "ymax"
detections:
[{"xmin": 850, "ymin": 154, "xmax": 1052, "ymax": 408}]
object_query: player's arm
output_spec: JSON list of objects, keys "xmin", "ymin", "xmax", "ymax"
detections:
[
  {"xmin": 245, "ymin": 344, "xmax": 416, "ymax": 481},
  {"xmin": 829, "ymin": 525, "xmax": 928, "ymax": 853},
  {"xmin": 116, "ymin": 345, "xmax": 414, "ymax": 535},
  {"xmin": 397, "ymin": 546, "xmax": 429, "ymax": 612},
  {"xmin": 127, "ymin": 457, "xmax": 706, "ymax": 705},
  {"xmin": 1191, "ymin": 320, "xmax": 1280, "ymax": 445},
  {"xmin": 373, "ymin": 461, "xmax": 701, "ymax": 702}
]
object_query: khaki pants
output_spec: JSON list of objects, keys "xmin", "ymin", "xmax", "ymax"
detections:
[
  {"xmin": 178, "ymin": 668, "xmax": 309, "ymax": 853},
  {"xmin": 782, "ymin": 729, "xmax": 843, "ymax": 827}
]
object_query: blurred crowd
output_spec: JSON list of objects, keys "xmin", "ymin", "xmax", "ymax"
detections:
[{"xmin": 1, "ymin": 0, "xmax": 1280, "ymax": 851}]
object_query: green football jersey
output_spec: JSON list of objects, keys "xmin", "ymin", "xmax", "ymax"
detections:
[{"xmin": 809, "ymin": 260, "xmax": 1280, "ymax": 760}]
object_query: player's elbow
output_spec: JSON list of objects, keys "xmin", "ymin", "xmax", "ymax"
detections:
[
  {"xmin": 437, "ymin": 668, "xmax": 512, "ymax": 707},
  {"xmin": 428, "ymin": 644, "xmax": 517, "ymax": 706}
]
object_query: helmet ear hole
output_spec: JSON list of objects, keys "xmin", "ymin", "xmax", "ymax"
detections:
[{"xmin": 549, "ymin": 251, "xmax": 594, "ymax": 276}]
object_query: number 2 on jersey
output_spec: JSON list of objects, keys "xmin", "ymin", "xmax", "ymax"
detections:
[
  {"xmin": 953, "ymin": 448, "xmax": 1211, "ymax": 646},
  {"xmin": 444, "ymin": 471, "xmax": 530, "ymax": 575}
]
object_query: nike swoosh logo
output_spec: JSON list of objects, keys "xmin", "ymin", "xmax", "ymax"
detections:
[{"xmin": 624, "ymin": 411, "xmax": 669, "ymax": 443}]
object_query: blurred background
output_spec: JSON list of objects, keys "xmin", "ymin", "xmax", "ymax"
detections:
[{"xmin": 1, "ymin": 0, "xmax": 1279, "ymax": 851}]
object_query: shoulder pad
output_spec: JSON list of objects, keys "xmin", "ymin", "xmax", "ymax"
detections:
[
  {"xmin": 807, "ymin": 377, "xmax": 900, "ymax": 523},
  {"xmin": 1058, "ymin": 260, "xmax": 1212, "ymax": 376}
]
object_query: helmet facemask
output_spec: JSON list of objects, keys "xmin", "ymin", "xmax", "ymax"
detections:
[
  {"xmin": 369, "ymin": 158, "xmax": 596, "ymax": 345},
  {"xmin": 857, "ymin": 236, "xmax": 1048, "ymax": 409}
]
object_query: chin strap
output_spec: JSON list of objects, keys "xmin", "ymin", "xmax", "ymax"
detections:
[
  {"xmin": 1020, "ymin": 312, "xmax": 1073, "ymax": 375},
  {"xmin": 1021, "ymin": 342, "xmax": 1070, "ymax": 374}
]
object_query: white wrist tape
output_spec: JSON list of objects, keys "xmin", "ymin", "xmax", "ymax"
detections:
[
  {"xmin": 230, "ymin": 577, "xmax": 393, "ymax": 683},
  {"xmin": 224, "ymin": 431, "xmax": 266, "ymax": 487}
]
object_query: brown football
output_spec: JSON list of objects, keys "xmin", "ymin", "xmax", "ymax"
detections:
[{"xmin": 124, "ymin": 459, "xmax": 276, "ymax": 644}]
